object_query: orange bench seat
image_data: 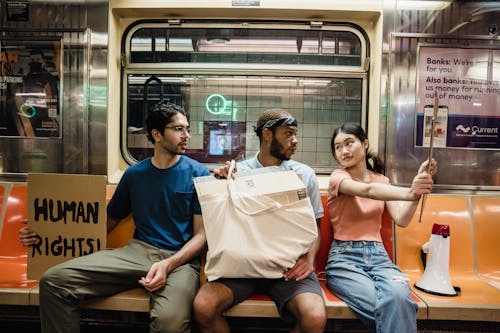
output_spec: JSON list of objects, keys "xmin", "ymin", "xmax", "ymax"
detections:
[
  {"xmin": 0, "ymin": 184, "xmax": 31, "ymax": 285},
  {"xmin": 471, "ymin": 196, "xmax": 500, "ymax": 290},
  {"xmin": 1, "ymin": 182, "xmax": 499, "ymax": 324},
  {"xmin": 396, "ymin": 194, "xmax": 500, "ymax": 322}
]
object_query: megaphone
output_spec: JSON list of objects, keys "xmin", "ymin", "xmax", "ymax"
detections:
[{"xmin": 414, "ymin": 224, "xmax": 458, "ymax": 296}]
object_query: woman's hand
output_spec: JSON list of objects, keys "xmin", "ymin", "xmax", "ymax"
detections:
[
  {"xmin": 410, "ymin": 159, "xmax": 437, "ymax": 199},
  {"xmin": 409, "ymin": 172, "xmax": 434, "ymax": 199},
  {"xmin": 417, "ymin": 158, "xmax": 438, "ymax": 176}
]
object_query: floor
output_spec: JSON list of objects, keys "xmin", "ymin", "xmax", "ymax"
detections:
[
  {"xmin": 1, "ymin": 319, "xmax": 499, "ymax": 333},
  {"xmin": 0, "ymin": 306, "xmax": 498, "ymax": 333}
]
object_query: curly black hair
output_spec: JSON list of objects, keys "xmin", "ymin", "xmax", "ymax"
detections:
[{"xmin": 145, "ymin": 102, "xmax": 188, "ymax": 144}]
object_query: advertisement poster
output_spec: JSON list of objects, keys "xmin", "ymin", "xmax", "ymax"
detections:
[
  {"xmin": 423, "ymin": 104, "xmax": 448, "ymax": 148},
  {"xmin": 0, "ymin": 39, "xmax": 61, "ymax": 138},
  {"xmin": 6, "ymin": 0, "xmax": 30, "ymax": 21},
  {"xmin": 416, "ymin": 46, "xmax": 499, "ymax": 149}
]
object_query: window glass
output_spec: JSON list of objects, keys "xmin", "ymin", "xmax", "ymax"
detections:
[
  {"xmin": 126, "ymin": 75, "xmax": 362, "ymax": 169},
  {"xmin": 130, "ymin": 37, "xmax": 152, "ymax": 52},
  {"xmin": 124, "ymin": 23, "xmax": 368, "ymax": 172},
  {"xmin": 129, "ymin": 28, "xmax": 363, "ymax": 66}
]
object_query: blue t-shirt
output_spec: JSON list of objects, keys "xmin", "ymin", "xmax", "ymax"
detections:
[
  {"xmin": 107, "ymin": 156, "xmax": 210, "ymax": 251},
  {"xmin": 237, "ymin": 153, "xmax": 324, "ymax": 220}
]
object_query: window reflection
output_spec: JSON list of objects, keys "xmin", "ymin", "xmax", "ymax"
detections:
[
  {"xmin": 126, "ymin": 75, "xmax": 362, "ymax": 168},
  {"xmin": 129, "ymin": 28, "xmax": 362, "ymax": 66},
  {"xmin": 124, "ymin": 24, "xmax": 368, "ymax": 171}
]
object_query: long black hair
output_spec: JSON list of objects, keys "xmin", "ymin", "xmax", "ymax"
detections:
[{"xmin": 330, "ymin": 123, "xmax": 385, "ymax": 174}]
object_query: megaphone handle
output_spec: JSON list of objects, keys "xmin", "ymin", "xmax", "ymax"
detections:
[{"xmin": 420, "ymin": 249, "xmax": 427, "ymax": 270}]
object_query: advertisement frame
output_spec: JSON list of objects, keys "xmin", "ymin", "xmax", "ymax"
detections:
[
  {"xmin": 415, "ymin": 43, "xmax": 499, "ymax": 150},
  {"xmin": 0, "ymin": 37, "xmax": 63, "ymax": 139}
]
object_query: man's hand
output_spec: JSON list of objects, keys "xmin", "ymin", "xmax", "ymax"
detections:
[
  {"xmin": 283, "ymin": 254, "xmax": 314, "ymax": 281},
  {"xmin": 139, "ymin": 260, "xmax": 171, "ymax": 292},
  {"xmin": 213, "ymin": 160, "xmax": 236, "ymax": 179},
  {"xmin": 19, "ymin": 225, "xmax": 37, "ymax": 246}
]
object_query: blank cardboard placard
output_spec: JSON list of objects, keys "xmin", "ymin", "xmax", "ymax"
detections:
[{"xmin": 27, "ymin": 173, "xmax": 107, "ymax": 280}]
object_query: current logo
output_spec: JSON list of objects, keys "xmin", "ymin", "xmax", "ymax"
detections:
[{"xmin": 455, "ymin": 124, "xmax": 471, "ymax": 133}]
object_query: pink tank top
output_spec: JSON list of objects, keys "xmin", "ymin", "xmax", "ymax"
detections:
[{"xmin": 327, "ymin": 169, "xmax": 389, "ymax": 241}]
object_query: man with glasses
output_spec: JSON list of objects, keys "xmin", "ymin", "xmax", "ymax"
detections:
[
  {"xmin": 19, "ymin": 102, "xmax": 209, "ymax": 333},
  {"xmin": 194, "ymin": 108, "xmax": 326, "ymax": 333}
]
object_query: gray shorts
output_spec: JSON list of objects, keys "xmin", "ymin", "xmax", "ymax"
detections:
[{"xmin": 217, "ymin": 272, "xmax": 322, "ymax": 323}]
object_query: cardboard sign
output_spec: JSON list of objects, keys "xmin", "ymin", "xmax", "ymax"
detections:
[{"xmin": 27, "ymin": 173, "xmax": 107, "ymax": 280}]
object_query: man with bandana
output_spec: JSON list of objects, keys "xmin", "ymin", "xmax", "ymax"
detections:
[{"xmin": 194, "ymin": 108, "xmax": 326, "ymax": 333}]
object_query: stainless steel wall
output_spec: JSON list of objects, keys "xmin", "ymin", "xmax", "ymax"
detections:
[
  {"xmin": 0, "ymin": 0, "xmax": 108, "ymax": 178},
  {"xmin": 2, "ymin": 0, "xmax": 498, "ymax": 189},
  {"xmin": 381, "ymin": 0, "xmax": 500, "ymax": 190}
]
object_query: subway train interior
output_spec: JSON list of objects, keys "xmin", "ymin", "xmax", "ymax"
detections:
[{"xmin": 0, "ymin": 0, "xmax": 499, "ymax": 332}]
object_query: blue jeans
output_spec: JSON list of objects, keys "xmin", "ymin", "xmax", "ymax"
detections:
[{"xmin": 326, "ymin": 240, "xmax": 417, "ymax": 333}]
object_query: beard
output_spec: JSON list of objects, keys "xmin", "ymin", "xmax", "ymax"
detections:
[
  {"xmin": 162, "ymin": 141, "xmax": 187, "ymax": 156},
  {"xmin": 270, "ymin": 136, "xmax": 291, "ymax": 161}
]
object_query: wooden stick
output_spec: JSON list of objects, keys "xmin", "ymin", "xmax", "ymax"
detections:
[{"xmin": 418, "ymin": 92, "xmax": 438, "ymax": 223}]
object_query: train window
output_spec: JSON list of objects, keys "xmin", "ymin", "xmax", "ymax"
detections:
[
  {"xmin": 122, "ymin": 22, "xmax": 368, "ymax": 172},
  {"xmin": 128, "ymin": 27, "xmax": 363, "ymax": 66},
  {"xmin": 130, "ymin": 37, "xmax": 152, "ymax": 52}
]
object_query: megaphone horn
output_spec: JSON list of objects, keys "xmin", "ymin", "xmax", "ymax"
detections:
[{"xmin": 414, "ymin": 224, "xmax": 459, "ymax": 296}]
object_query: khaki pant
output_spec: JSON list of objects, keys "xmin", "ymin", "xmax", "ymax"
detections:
[{"xmin": 39, "ymin": 239, "xmax": 200, "ymax": 333}]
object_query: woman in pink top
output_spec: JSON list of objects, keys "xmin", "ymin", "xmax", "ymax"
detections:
[{"xmin": 326, "ymin": 123, "xmax": 437, "ymax": 333}]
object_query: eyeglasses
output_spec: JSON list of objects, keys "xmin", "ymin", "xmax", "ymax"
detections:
[{"xmin": 165, "ymin": 125, "xmax": 192, "ymax": 135}]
